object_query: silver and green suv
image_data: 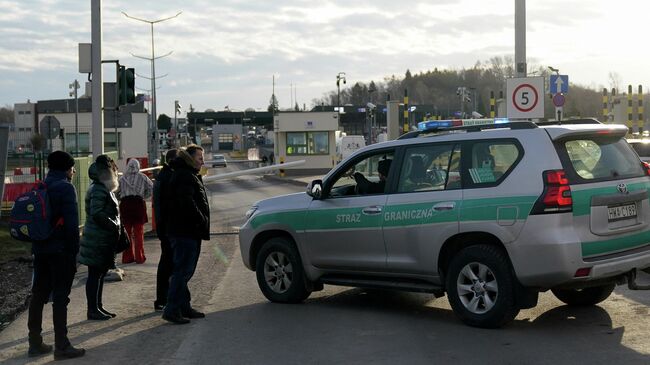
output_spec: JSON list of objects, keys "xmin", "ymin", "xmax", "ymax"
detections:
[{"xmin": 239, "ymin": 119, "xmax": 650, "ymax": 328}]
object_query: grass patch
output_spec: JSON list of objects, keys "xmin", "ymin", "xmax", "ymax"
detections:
[{"xmin": 0, "ymin": 228, "xmax": 31, "ymax": 264}]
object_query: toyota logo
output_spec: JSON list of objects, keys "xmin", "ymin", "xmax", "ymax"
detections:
[{"xmin": 617, "ymin": 183, "xmax": 629, "ymax": 194}]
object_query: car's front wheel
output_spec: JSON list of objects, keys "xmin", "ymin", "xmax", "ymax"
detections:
[
  {"xmin": 446, "ymin": 244, "xmax": 520, "ymax": 328},
  {"xmin": 255, "ymin": 237, "xmax": 311, "ymax": 303},
  {"xmin": 551, "ymin": 284, "xmax": 615, "ymax": 306}
]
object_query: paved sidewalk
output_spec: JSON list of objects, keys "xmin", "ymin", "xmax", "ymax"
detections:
[{"xmin": 0, "ymin": 230, "xmax": 190, "ymax": 363}]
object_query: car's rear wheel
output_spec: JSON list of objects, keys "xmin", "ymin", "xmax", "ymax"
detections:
[
  {"xmin": 551, "ymin": 284, "xmax": 615, "ymax": 306},
  {"xmin": 446, "ymin": 244, "xmax": 519, "ymax": 328},
  {"xmin": 256, "ymin": 237, "xmax": 311, "ymax": 303}
]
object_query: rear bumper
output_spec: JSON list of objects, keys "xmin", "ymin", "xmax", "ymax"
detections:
[{"xmin": 509, "ymin": 214, "xmax": 650, "ymax": 288}]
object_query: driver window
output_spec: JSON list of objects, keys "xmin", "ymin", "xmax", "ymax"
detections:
[{"xmin": 329, "ymin": 151, "xmax": 394, "ymax": 197}]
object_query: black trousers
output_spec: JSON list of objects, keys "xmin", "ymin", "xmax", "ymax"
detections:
[
  {"xmin": 85, "ymin": 266, "xmax": 108, "ymax": 311},
  {"xmin": 155, "ymin": 236, "xmax": 173, "ymax": 306},
  {"xmin": 27, "ymin": 253, "xmax": 76, "ymax": 350}
]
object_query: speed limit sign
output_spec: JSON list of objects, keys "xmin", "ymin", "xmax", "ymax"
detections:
[{"xmin": 506, "ymin": 76, "xmax": 545, "ymax": 119}]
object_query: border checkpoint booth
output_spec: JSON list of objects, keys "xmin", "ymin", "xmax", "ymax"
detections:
[{"xmin": 274, "ymin": 112, "xmax": 338, "ymax": 176}]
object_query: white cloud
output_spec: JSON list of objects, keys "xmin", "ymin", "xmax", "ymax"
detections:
[{"xmin": 2, "ymin": 0, "xmax": 650, "ymax": 115}]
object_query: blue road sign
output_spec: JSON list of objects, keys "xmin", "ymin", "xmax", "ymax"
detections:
[{"xmin": 550, "ymin": 74, "xmax": 569, "ymax": 94}]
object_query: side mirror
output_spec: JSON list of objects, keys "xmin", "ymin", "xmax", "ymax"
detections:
[{"xmin": 307, "ymin": 179, "xmax": 323, "ymax": 199}]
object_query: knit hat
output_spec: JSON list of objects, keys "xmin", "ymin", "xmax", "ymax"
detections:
[
  {"xmin": 95, "ymin": 154, "xmax": 115, "ymax": 171},
  {"xmin": 47, "ymin": 151, "xmax": 75, "ymax": 171}
]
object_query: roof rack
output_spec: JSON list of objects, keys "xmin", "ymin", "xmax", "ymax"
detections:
[
  {"xmin": 535, "ymin": 118, "xmax": 602, "ymax": 126},
  {"xmin": 397, "ymin": 121, "xmax": 538, "ymax": 140}
]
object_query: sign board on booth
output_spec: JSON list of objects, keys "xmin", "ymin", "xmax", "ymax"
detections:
[{"xmin": 506, "ymin": 77, "xmax": 545, "ymax": 119}]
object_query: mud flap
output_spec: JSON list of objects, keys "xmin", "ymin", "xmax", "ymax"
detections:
[
  {"xmin": 627, "ymin": 269, "xmax": 650, "ymax": 290},
  {"xmin": 515, "ymin": 282, "xmax": 539, "ymax": 309}
]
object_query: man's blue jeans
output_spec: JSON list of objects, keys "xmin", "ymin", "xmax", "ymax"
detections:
[{"xmin": 164, "ymin": 236, "xmax": 201, "ymax": 316}]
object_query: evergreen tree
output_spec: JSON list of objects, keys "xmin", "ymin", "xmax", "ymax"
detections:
[{"xmin": 268, "ymin": 94, "xmax": 279, "ymax": 113}]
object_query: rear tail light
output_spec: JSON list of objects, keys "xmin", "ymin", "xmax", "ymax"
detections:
[
  {"xmin": 531, "ymin": 170, "xmax": 573, "ymax": 214},
  {"xmin": 574, "ymin": 267, "xmax": 592, "ymax": 278},
  {"xmin": 642, "ymin": 161, "xmax": 650, "ymax": 176}
]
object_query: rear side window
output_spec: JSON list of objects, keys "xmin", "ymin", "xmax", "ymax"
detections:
[
  {"xmin": 465, "ymin": 141, "xmax": 521, "ymax": 186},
  {"xmin": 562, "ymin": 137, "xmax": 644, "ymax": 181}
]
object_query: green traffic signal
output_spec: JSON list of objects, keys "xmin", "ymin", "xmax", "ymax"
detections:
[{"xmin": 118, "ymin": 66, "xmax": 136, "ymax": 106}]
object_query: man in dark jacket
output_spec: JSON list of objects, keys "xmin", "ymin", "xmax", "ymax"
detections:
[
  {"xmin": 162, "ymin": 145, "xmax": 210, "ymax": 324},
  {"xmin": 153, "ymin": 148, "xmax": 177, "ymax": 311},
  {"xmin": 27, "ymin": 151, "xmax": 85, "ymax": 360}
]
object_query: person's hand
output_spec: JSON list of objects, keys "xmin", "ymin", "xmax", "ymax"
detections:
[{"xmin": 344, "ymin": 166, "xmax": 356, "ymax": 178}]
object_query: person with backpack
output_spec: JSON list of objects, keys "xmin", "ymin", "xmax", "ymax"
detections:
[
  {"xmin": 26, "ymin": 151, "xmax": 85, "ymax": 360},
  {"xmin": 79, "ymin": 155, "xmax": 121, "ymax": 321}
]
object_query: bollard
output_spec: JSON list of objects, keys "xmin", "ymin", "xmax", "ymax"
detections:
[{"xmin": 279, "ymin": 156, "xmax": 285, "ymax": 177}]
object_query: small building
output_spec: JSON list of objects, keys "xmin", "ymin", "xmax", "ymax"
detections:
[
  {"xmin": 274, "ymin": 111, "xmax": 338, "ymax": 175},
  {"xmin": 13, "ymin": 83, "xmax": 149, "ymax": 170},
  {"xmin": 212, "ymin": 124, "xmax": 243, "ymax": 151}
]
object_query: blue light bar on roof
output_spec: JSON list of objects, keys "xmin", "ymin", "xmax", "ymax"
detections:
[
  {"xmin": 494, "ymin": 118, "xmax": 509, "ymax": 124},
  {"xmin": 418, "ymin": 120, "xmax": 454, "ymax": 130}
]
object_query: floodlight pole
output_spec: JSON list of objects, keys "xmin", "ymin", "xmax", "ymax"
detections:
[{"xmin": 122, "ymin": 10, "xmax": 181, "ymax": 162}]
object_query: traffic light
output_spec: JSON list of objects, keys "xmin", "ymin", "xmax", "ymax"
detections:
[
  {"xmin": 175, "ymin": 100, "xmax": 182, "ymax": 115},
  {"xmin": 117, "ymin": 66, "xmax": 135, "ymax": 106}
]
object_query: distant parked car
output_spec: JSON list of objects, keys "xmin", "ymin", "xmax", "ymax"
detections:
[
  {"xmin": 211, "ymin": 154, "xmax": 227, "ymax": 168},
  {"xmin": 627, "ymin": 139, "xmax": 650, "ymax": 162}
]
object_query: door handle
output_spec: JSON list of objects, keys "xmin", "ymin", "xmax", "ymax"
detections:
[
  {"xmin": 433, "ymin": 202, "xmax": 456, "ymax": 211},
  {"xmin": 362, "ymin": 206, "xmax": 382, "ymax": 215}
]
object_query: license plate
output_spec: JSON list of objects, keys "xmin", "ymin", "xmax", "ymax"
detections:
[{"xmin": 608, "ymin": 203, "xmax": 637, "ymax": 221}]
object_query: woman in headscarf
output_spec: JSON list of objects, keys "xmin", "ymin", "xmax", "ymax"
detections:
[
  {"xmin": 79, "ymin": 155, "xmax": 120, "ymax": 320},
  {"xmin": 118, "ymin": 158, "xmax": 153, "ymax": 264}
]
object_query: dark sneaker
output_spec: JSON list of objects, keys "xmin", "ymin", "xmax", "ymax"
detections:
[
  {"xmin": 28, "ymin": 342, "xmax": 52, "ymax": 357},
  {"xmin": 87, "ymin": 310, "xmax": 111, "ymax": 321},
  {"xmin": 162, "ymin": 312, "xmax": 190, "ymax": 324},
  {"xmin": 182, "ymin": 308, "xmax": 205, "ymax": 319},
  {"xmin": 98, "ymin": 307, "xmax": 117, "ymax": 318},
  {"xmin": 54, "ymin": 345, "xmax": 85, "ymax": 361}
]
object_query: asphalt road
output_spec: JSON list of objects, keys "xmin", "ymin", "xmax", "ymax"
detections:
[{"xmin": 0, "ymin": 170, "xmax": 649, "ymax": 364}]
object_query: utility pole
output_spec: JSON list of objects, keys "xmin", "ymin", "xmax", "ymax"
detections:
[
  {"xmin": 91, "ymin": 0, "xmax": 104, "ymax": 157},
  {"xmin": 337, "ymin": 72, "xmax": 346, "ymax": 114},
  {"xmin": 123, "ymin": 10, "xmax": 181, "ymax": 161},
  {"xmin": 515, "ymin": 0, "xmax": 527, "ymax": 77}
]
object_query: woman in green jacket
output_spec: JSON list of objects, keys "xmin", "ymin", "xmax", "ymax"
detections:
[{"xmin": 79, "ymin": 155, "xmax": 120, "ymax": 320}]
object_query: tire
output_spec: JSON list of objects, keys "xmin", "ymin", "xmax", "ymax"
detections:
[
  {"xmin": 255, "ymin": 237, "xmax": 311, "ymax": 303},
  {"xmin": 446, "ymin": 244, "xmax": 520, "ymax": 328},
  {"xmin": 551, "ymin": 284, "xmax": 615, "ymax": 306}
]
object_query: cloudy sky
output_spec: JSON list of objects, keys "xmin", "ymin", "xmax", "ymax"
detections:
[{"xmin": 1, "ymin": 0, "xmax": 649, "ymax": 117}]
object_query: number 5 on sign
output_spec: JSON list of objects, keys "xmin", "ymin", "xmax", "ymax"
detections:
[{"xmin": 506, "ymin": 76, "xmax": 545, "ymax": 119}]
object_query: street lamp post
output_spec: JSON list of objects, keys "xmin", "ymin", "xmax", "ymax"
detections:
[
  {"xmin": 122, "ymin": 10, "xmax": 181, "ymax": 162},
  {"xmin": 336, "ymin": 72, "xmax": 346, "ymax": 114},
  {"xmin": 68, "ymin": 80, "xmax": 80, "ymax": 156}
]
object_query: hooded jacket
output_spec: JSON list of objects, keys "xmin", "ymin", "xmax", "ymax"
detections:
[
  {"xmin": 166, "ymin": 150, "xmax": 210, "ymax": 240},
  {"xmin": 79, "ymin": 161, "xmax": 120, "ymax": 268},
  {"xmin": 118, "ymin": 159, "xmax": 153, "ymax": 199}
]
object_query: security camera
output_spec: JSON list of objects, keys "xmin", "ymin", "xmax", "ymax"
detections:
[{"xmin": 367, "ymin": 102, "xmax": 376, "ymax": 109}]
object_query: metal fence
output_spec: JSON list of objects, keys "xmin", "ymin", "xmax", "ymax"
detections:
[{"xmin": 1, "ymin": 151, "xmax": 118, "ymax": 226}]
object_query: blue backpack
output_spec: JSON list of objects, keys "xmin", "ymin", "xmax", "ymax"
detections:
[{"xmin": 9, "ymin": 181, "xmax": 63, "ymax": 242}]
